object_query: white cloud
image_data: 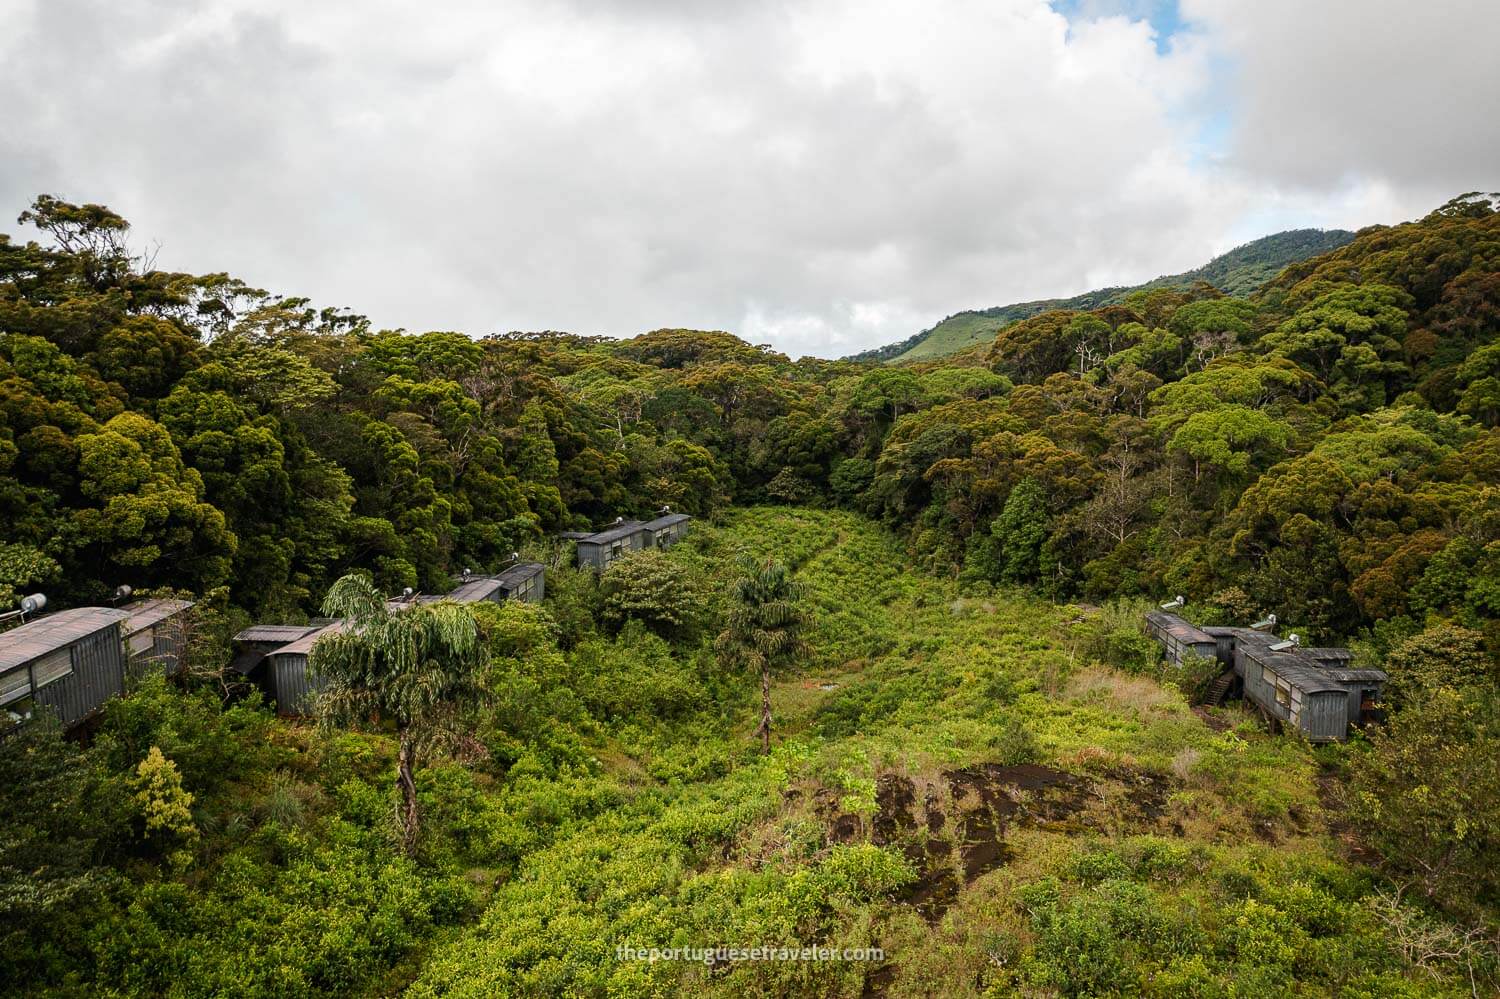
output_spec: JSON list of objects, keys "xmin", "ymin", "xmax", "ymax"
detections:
[{"xmin": 0, "ymin": 0, "xmax": 1494, "ymax": 357}]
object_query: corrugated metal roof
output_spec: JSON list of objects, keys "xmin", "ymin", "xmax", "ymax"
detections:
[
  {"xmin": 445, "ymin": 577, "xmax": 506, "ymax": 603},
  {"xmin": 578, "ymin": 521, "xmax": 647, "ymax": 545},
  {"xmin": 1203, "ymin": 626, "xmax": 1278, "ymax": 644},
  {"xmin": 1145, "ymin": 611, "xmax": 1215, "ymax": 645},
  {"xmin": 1241, "ymin": 644, "xmax": 1348, "ymax": 693},
  {"xmin": 495, "ymin": 561, "xmax": 544, "ymax": 587},
  {"xmin": 234, "ymin": 624, "xmax": 321, "ymax": 644},
  {"xmin": 123, "ymin": 598, "xmax": 193, "ymax": 635},
  {"xmin": 0, "ymin": 607, "xmax": 130, "ymax": 672},
  {"xmin": 643, "ymin": 513, "xmax": 690, "ymax": 531},
  {"xmin": 266, "ymin": 621, "xmax": 345, "ymax": 658}
]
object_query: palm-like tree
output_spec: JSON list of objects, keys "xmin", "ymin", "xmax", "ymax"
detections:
[
  {"xmin": 716, "ymin": 557, "xmax": 809, "ymax": 754},
  {"xmin": 310, "ymin": 574, "xmax": 487, "ymax": 853}
]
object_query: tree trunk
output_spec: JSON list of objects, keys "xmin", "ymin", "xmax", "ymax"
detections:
[
  {"xmin": 396, "ymin": 725, "xmax": 420, "ymax": 854},
  {"xmin": 756, "ymin": 663, "xmax": 772, "ymax": 754}
]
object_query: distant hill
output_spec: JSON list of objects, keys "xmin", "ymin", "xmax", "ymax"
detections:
[{"xmin": 851, "ymin": 228, "xmax": 1355, "ymax": 363}]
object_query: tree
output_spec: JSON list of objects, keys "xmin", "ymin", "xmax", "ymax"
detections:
[
  {"xmin": 1348, "ymin": 687, "xmax": 1500, "ymax": 918},
  {"xmin": 715, "ymin": 557, "xmax": 809, "ymax": 754},
  {"xmin": 598, "ymin": 549, "xmax": 709, "ymax": 639},
  {"xmin": 310, "ymin": 573, "xmax": 488, "ymax": 853},
  {"xmin": 990, "ymin": 477, "xmax": 1048, "ymax": 583}
]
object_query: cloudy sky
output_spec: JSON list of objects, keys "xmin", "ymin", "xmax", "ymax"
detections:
[{"xmin": 1, "ymin": 0, "xmax": 1496, "ymax": 357}]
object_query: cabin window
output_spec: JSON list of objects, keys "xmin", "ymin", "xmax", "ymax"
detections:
[
  {"xmin": 1274, "ymin": 675, "xmax": 1291, "ymax": 708},
  {"xmin": 129, "ymin": 629, "xmax": 154, "ymax": 655},
  {"xmin": 0, "ymin": 667, "xmax": 32, "ymax": 706},
  {"xmin": 31, "ymin": 648, "xmax": 73, "ymax": 689},
  {"xmin": 609, "ymin": 542, "xmax": 623, "ymax": 560}
]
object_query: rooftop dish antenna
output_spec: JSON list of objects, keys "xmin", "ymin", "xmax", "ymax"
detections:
[
  {"xmin": 1269, "ymin": 633, "xmax": 1301, "ymax": 652},
  {"xmin": 110, "ymin": 584, "xmax": 133, "ymax": 605},
  {"xmin": 1158, "ymin": 595, "xmax": 1184, "ymax": 611},
  {"xmin": 401, "ymin": 587, "xmax": 415, "ymax": 602},
  {"xmin": 1250, "ymin": 613, "xmax": 1277, "ymax": 631}
]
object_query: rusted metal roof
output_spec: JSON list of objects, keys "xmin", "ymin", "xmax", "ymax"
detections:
[
  {"xmin": 643, "ymin": 513, "xmax": 690, "ymax": 531},
  {"xmin": 0, "ymin": 608, "xmax": 130, "ymax": 672},
  {"xmin": 234, "ymin": 624, "xmax": 321, "ymax": 644},
  {"xmin": 123, "ymin": 598, "xmax": 193, "ymax": 635}
]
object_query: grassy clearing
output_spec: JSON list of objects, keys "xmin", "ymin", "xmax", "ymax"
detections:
[{"xmin": 407, "ymin": 508, "xmax": 1464, "ymax": 997}]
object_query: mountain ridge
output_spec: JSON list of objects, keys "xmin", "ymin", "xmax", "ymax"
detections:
[{"xmin": 850, "ymin": 227, "xmax": 1355, "ymax": 363}]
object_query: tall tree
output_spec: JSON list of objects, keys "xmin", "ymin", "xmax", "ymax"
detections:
[
  {"xmin": 716, "ymin": 557, "xmax": 808, "ymax": 754},
  {"xmin": 310, "ymin": 573, "xmax": 487, "ymax": 853}
]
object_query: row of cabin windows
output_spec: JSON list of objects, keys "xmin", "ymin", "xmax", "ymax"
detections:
[
  {"xmin": 1247, "ymin": 660, "xmax": 1298, "ymax": 710},
  {"xmin": 1, "ymin": 647, "xmax": 74, "ymax": 711},
  {"xmin": 509, "ymin": 574, "xmax": 538, "ymax": 599}
]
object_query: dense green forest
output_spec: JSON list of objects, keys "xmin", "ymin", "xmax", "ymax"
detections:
[
  {"xmin": 1, "ymin": 193, "xmax": 1497, "ymax": 996},
  {"xmin": 856, "ymin": 227, "xmax": 1355, "ymax": 363}
]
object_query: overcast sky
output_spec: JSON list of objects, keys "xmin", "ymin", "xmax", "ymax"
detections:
[{"xmin": 1, "ymin": 0, "xmax": 1496, "ymax": 357}]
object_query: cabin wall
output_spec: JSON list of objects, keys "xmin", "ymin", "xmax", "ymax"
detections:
[
  {"xmin": 509, "ymin": 571, "xmax": 543, "ymax": 603},
  {"xmin": 578, "ymin": 532, "xmax": 646, "ymax": 571},
  {"xmin": 126, "ymin": 621, "xmax": 186, "ymax": 679},
  {"xmin": 1296, "ymin": 691, "xmax": 1349, "ymax": 742},
  {"xmin": 268, "ymin": 655, "xmax": 321, "ymax": 716},
  {"xmin": 34, "ymin": 627, "xmax": 127, "ymax": 727},
  {"xmin": 1238, "ymin": 653, "xmax": 1287, "ymax": 722},
  {"xmin": 1161, "ymin": 634, "xmax": 1218, "ymax": 666}
]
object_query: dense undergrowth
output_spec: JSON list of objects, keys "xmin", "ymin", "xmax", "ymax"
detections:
[{"xmin": 6, "ymin": 508, "xmax": 1489, "ymax": 997}]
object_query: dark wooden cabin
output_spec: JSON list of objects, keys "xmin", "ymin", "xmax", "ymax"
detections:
[
  {"xmin": 1, "ymin": 608, "xmax": 131, "ymax": 730},
  {"xmin": 574, "ymin": 520, "xmax": 650, "ymax": 571},
  {"xmin": 2, "ymin": 598, "xmax": 197, "ymax": 734},
  {"xmin": 642, "ymin": 513, "xmax": 691, "ymax": 550},
  {"xmin": 1144, "ymin": 611, "xmax": 1219, "ymax": 666},
  {"xmin": 447, "ymin": 563, "xmax": 545, "ymax": 604},
  {"xmin": 1150, "ymin": 615, "xmax": 1386, "ymax": 742},
  {"xmin": 122, "ymin": 598, "xmax": 194, "ymax": 678}
]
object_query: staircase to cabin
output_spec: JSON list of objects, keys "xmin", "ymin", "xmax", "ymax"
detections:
[{"xmin": 1200, "ymin": 670, "xmax": 1237, "ymax": 707}]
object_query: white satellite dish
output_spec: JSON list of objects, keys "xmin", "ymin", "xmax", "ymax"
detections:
[
  {"xmin": 1251, "ymin": 613, "xmax": 1277, "ymax": 631},
  {"xmin": 1269, "ymin": 633, "xmax": 1301, "ymax": 652},
  {"xmin": 1158, "ymin": 595, "xmax": 1185, "ymax": 611}
]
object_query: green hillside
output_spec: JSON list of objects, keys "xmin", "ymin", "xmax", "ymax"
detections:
[{"xmin": 857, "ymin": 228, "xmax": 1354, "ymax": 363}]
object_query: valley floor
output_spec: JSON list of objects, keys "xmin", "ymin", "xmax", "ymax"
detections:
[{"xmin": 404, "ymin": 508, "xmax": 1455, "ymax": 997}]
